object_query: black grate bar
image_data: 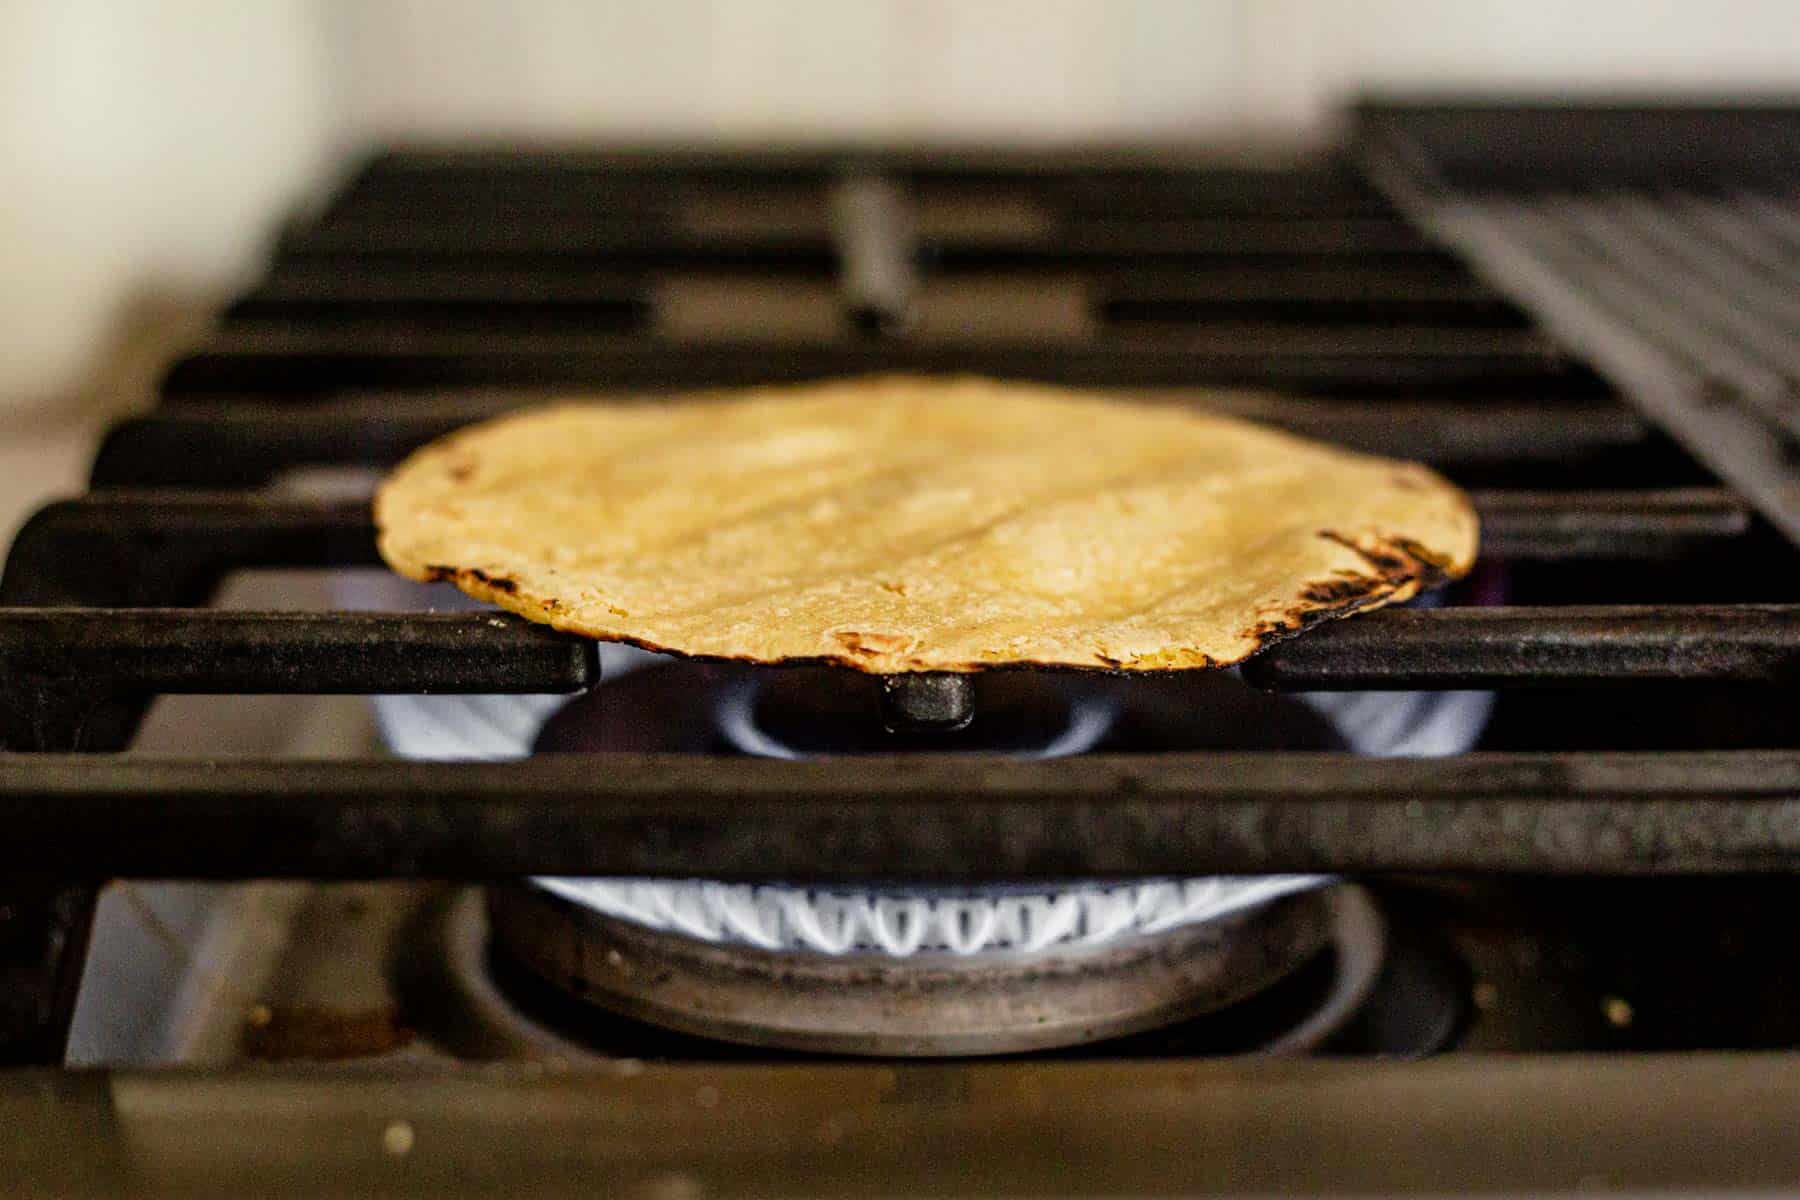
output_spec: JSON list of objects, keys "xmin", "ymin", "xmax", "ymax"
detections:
[
  {"xmin": 935, "ymin": 217, "xmax": 1438, "ymax": 261},
  {"xmin": 18, "ymin": 491, "xmax": 1751, "ymax": 578},
  {"xmin": 0, "ymin": 603, "xmax": 1786, "ymax": 702},
  {"xmin": 354, "ymin": 147, "xmax": 1342, "ymax": 179},
  {"xmin": 1048, "ymin": 167, "xmax": 1391, "ymax": 218},
  {"xmin": 276, "ymin": 221, "xmax": 834, "ymax": 265},
  {"xmin": 318, "ymin": 177, "xmax": 1391, "ymax": 231},
  {"xmin": 318, "ymin": 190, "xmax": 680, "ymax": 220},
  {"xmin": 187, "ymin": 323, "xmax": 1556, "ymax": 359},
  {"xmin": 280, "ymin": 216, "xmax": 1440, "ymax": 259},
  {"xmin": 92, "ymin": 400, "xmax": 1649, "ymax": 487},
  {"xmin": 1474, "ymin": 488, "xmax": 1750, "ymax": 560},
  {"xmin": 159, "ymin": 332, "xmax": 1584, "ymax": 397},
  {"xmin": 224, "ymin": 263, "xmax": 652, "ymax": 331},
  {"xmin": 0, "ymin": 750, "xmax": 1795, "ymax": 877},
  {"xmin": 1352, "ymin": 104, "xmax": 1800, "ymax": 190},
  {"xmin": 346, "ymin": 164, "xmax": 819, "ymax": 193},
  {"xmin": 352, "ymin": 149, "xmax": 1379, "ymax": 194},
  {"xmin": 1094, "ymin": 262, "xmax": 1514, "ymax": 298},
  {"xmin": 272, "ymin": 247, "xmax": 839, "ymax": 277},
  {"xmin": 288, "ymin": 209, "xmax": 676, "ymax": 240},
  {"xmin": 354, "ymin": 149, "xmax": 844, "ymax": 184},
  {"xmin": 1246, "ymin": 604, "xmax": 1800, "ymax": 690},
  {"xmin": 1092, "ymin": 260, "xmax": 1525, "ymax": 329},
  {"xmin": 222, "ymin": 304, "xmax": 649, "ymax": 336},
  {"xmin": 1, "ymin": 493, "xmax": 376, "ymax": 606},
  {"xmin": 0, "ymin": 610, "xmax": 596, "ymax": 698},
  {"xmin": 273, "ymin": 236, "xmax": 1456, "ymax": 277},
  {"xmin": 255, "ymin": 263, "xmax": 656, "ymax": 297}
]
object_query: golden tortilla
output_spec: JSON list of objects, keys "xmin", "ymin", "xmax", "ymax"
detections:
[{"xmin": 375, "ymin": 376, "xmax": 1477, "ymax": 673}]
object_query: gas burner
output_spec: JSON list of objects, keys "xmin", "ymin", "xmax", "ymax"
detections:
[
  {"xmin": 371, "ymin": 577, "xmax": 1495, "ymax": 764},
  {"xmin": 526, "ymin": 660, "xmax": 1123, "ymax": 759},
  {"xmin": 721, "ymin": 666, "xmax": 1113, "ymax": 759},
  {"xmin": 530, "ymin": 875, "xmax": 1326, "ymax": 957},
  {"xmin": 527, "ymin": 657, "xmax": 1492, "ymax": 759},
  {"xmin": 713, "ymin": 668, "xmax": 1113, "ymax": 759},
  {"xmin": 485, "ymin": 882, "xmax": 1384, "ymax": 1056},
  {"xmin": 363, "ymin": 578, "xmax": 1492, "ymax": 1056}
]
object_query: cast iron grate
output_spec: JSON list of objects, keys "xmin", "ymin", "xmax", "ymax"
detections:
[{"xmin": 1, "ymin": 126, "xmax": 1797, "ymax": 1065}]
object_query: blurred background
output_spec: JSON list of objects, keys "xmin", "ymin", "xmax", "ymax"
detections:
[
  {"xmin": 3, "ymin": 0, "xmax": 1798, "ymax": 534},
  {"xmin": 9, "ymin": 2, "xmax": 1800, "ymax": 408}
]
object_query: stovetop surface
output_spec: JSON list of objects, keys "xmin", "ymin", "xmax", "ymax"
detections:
[
  {"xmin": 8, "ymin": 102, "xmax": 1800, "ymax": 1197},
  {"xmin": 71, "ymin": 870, "xmax": 1800, "ymax": 1070}
]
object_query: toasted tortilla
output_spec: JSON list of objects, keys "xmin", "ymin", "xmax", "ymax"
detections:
[{"xmin": 375, "ymin": 376, "xmax": 1477, "ymax": 673}]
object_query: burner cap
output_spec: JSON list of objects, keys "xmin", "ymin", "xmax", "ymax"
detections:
[{"xmin": 712, "ymin": 666, "xmax": 1117, "ymax": 759}]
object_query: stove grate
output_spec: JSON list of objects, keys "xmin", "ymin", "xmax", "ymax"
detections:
[{"xmin": 1, "ymin": 126, "xmax": 1796, "ymax": 1066}]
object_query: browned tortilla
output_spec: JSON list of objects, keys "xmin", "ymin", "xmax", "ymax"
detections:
[{"xmin": 375, "ymin": 376, "xmax": 1477, "ymax": 673}]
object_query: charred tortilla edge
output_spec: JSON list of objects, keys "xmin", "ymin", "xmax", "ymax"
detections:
[{"xmin": 385, "ymin": 520, "xmax": 1473, "ymax": 676}]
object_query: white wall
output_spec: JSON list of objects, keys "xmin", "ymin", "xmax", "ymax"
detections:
[
  {"xmin": 329, "ymin": 0, "xmax": 1800, "ymax": 143},
  {"xmin": 0, "ymin": 0, "xmax": 342, "ymax": 415},
  {"xmin": 5, "ymin": 0, "xmax": 1800, "ymax": 415},
  {"xmin": 1243, "ymin": 1, "xmax": 1800, "ymax": 133},
  {"xmin": 323, "ymin": 0, "xmax": 1251, "ymax": 143}
]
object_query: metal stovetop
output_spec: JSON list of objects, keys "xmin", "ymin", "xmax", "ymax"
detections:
[{"xmin": 5, "ymin": 101, "xmax": 1800, "ymax": 1195}]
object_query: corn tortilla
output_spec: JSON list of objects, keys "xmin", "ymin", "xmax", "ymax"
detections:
[{"xmin": 375, "ymin": 376, "xmax": 1478, "ymax": 673}]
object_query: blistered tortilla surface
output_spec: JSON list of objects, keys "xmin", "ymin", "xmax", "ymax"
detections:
[{"xmin": 375, "ymin": 377, "xmax": 1478, "ymax": 673}]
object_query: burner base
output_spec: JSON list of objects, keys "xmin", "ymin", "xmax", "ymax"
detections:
[{"xmin": 486, "ymin": 883, "xmax": 1380, "ymax": 1057}]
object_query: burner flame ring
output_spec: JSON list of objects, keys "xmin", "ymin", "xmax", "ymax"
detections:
[{"xmin": 488, "ymin": 882, "xmax": 1382, "ymax": 1057}]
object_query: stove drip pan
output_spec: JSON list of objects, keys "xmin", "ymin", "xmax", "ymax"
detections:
[{"xmin": 486, "ymin": 882, "xmax": 1381, "ymax": 1057}]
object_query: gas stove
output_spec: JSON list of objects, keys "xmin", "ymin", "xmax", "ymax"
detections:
[{"xmin": 3, "ymin": 102, "xmax": 1799, "ymax": 1195}]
